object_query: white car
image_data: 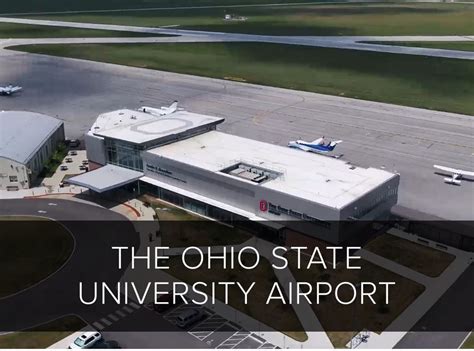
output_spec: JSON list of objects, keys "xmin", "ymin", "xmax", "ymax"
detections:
[{"xmin": 69, "ymin": 331, "xmax": 102, "ymax": 349}]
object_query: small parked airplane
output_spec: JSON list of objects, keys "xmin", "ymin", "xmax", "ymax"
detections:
[
  {"xmin": 433, "ymin": 164, "xmax": 474, "ymax": 185},
  {"xmin": 288, "ymin": 136, "xmax": 342, "ymax": 154},
  {"xmin": 0, "ymin": 84, "xmax": 22, "ymax": 96},
  {"xmin": 139, "ymin": 100, "xmax": 181, "ymax": 117}
]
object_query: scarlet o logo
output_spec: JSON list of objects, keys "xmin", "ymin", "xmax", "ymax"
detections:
[{"xmin": 259, "ymin": 200, "xmax": 268, "ymax": 212}]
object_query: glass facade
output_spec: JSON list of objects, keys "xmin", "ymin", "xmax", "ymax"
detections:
[{"xmin": 105, "ymin": 139, "xmax": 143, "ymax": 171}]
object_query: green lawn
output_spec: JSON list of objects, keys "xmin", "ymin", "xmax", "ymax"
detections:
[
  {"xmin": 0, "ymin": 22, "xmax": 161, "ymax": 38},
  {"xmin": 0, "ymin": 315, "xmax": 86, "ymax": 348},
  {"xmin": 0, "ymin": 0, "xmax": 323, "ymax": 14},
  {"xmin": 138, "ymin": 194, "xmax": 252, "ymax": 247},
  {"xmin": 24, "ymin": 3, "xmax": 474, "ymax": 36},
  {"xmin": 286, "ymin": 252, "xmax": 425, "ymax": 348},
  {"xmin": 12, "ymin": 42, "xmax": 474, "ymax": 115},
  {"xmin": 0, "ymin": 217, "xmax": 74, "ymax": 299},
  {"xmin": 364, "ymin": 233, "xmax": 455, "ymax": 277},
  {"xmin": 364, "ymin": 41, "xmax": 474, "ymax": 52},
  {"xmin": 462, "ymin": 332, "xmax": 474, "ymax": 349}
]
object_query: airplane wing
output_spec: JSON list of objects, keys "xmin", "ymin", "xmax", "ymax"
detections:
[
  {"xmin": 311, "ymin": 137, "xmax": 324, "ymax": 145},
  {"xmin": 434, "ymin": 165, "xmax": 474, "ymax": 177}
]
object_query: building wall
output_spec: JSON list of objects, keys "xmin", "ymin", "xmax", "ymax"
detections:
[
  {"xmin": 85, "ymin": 132, "xmax": 106, "ymax": 166},
  {"xmin": 340, "ymin": 175, "xmax": 400, "ymax": 220},
  {"xmin": 0, "ymin": 158, "xmax": 29, "ymax": 190},
  {"xmin": 141, "ymin": 152, "xmax": 399, "ymax": 243},
  {"xmin": 26, "ymin": 124, "xmax": 65, "ymax": 183},
  {"xmin": 0, "ymin": 123, "xmax": 65, "ymax": 189}
]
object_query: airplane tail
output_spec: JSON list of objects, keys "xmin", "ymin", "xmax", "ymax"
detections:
[
  {"xmin": 328, "ymin": 140, "xmax": 342, "ymax": 150},
  {"xmin": 168, "ymin": 100, "xmax": 178, "ymax": 113}
]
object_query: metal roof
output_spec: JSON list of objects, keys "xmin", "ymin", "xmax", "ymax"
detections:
[
  {"xmin": 146, "ymin": 131, "xmax": 398, "ymax": 209},
  {"xmin": 0, "ymin": 111, "xmax": 63, "ymax": 164},
  {"xmin": 66, "ymin": 164, "xmax": 143, "ymax": 193}
]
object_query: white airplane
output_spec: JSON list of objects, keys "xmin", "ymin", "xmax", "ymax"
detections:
[
  {"xmin": 0, "ymin": 84, "xmax": 22, "ymax": 96},
  {"xmin": 288, "ymin": 136, "xmax": 342, "ymax": 154},
  {"xmin": 433, "ymin": 165, "xmax": 474, "ymax": 185},
  {"xmin": 139, "ymin": 100, "xmax": 182, "ymax": 117}
]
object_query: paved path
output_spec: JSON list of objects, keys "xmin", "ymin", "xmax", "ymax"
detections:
[
  {"xmin": 357, "ymin": 228, "xmax": 473, "ymax": 349},
  {"xmin": 395, "ymin": 265, "xmax": 474, "ymax": 349},
  {"xmin": 0, "ymin": 17, "xmax": 473, "ymax": 60},
  {"xmin": 126, "ymin": 232, "xmax": 334, "ymax": 349}
]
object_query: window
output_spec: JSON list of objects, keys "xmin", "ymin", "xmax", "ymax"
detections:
[{"xmin": 9, "ymin": 176, "xmax": 18, "ymax": 183}]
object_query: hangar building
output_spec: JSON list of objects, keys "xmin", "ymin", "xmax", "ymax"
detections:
[
  {"xmin": 0, "ymin": 111, "xmax": 65, "ymax": 190},
  {"xmin": 70, "ymin": 108, "xmax": 399, "ymax": 243}
]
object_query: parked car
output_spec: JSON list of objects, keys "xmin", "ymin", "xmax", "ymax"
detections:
[
  {"xmin": 153, "ymin": 292, "xmax": 183, "ymax": 313},
  {"xmin": 68, "ymin": 139, "xmax": 81, "ymax": 148},
  {"xmin": 176, "ymin": 308, "xmax": 204, "ymax": 328},
  {"xmin": 69, "ymin": 150, "xmax": 78, "ymax": 156},
  {"xmin": 65, "ymin": 157, "xmax": 73, "ymax": 163},
  {"xmin": 69, "ymin": 331, "xmax": 102, "ymax": 349},
  {"xmin": 60, "ymin": 165, "xmax": 68, "ymax": 171},
  {"xmin": 92, "ymin": 340, "xmax": 120, "ymax": 349},
  {"xmin": 82, "ymin": 160, "xmax": 89, "ymax": 165}
]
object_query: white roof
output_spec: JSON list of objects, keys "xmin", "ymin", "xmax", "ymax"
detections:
[
  {"xmin": 0, "ymin": 111, "xmax": 63, "ymax": 164},
  {"xmin": 91, "ymin": 109, "xmax": 224, "ymax": 145},
  {"xmin": 66, "ymin": 164, "xmax": 143, "ymax": 193},
  {"xmin": 146, "ymin": 131, "xmax": 397, "ymax": 209}
]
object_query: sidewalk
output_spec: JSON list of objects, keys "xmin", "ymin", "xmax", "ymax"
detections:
[
  {"xmin": 48, "ymin": 332, "xmax": 83, "ymax": 349},
  {"xmin": 124, "ymin": 233, "xmax": 334, "ymax": 349},
  {"xmin": 356, "ymin": 228, "xmax": 472, "ymax": 349}
]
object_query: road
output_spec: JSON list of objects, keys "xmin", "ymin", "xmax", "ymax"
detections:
[
  {"xmin": 0, "ymin": 199, "xmax": 138, "ymax": 331},
  {"xmin": 0, "ymin": 198, "xmax": 208, "ymax": 348},
  {"xmin": 0, "ymin": 17, "xmax": 473, "ymax": 60},
  {"xmin": 0, "ymin": 45, "xmax": 473, "ymax": 220}
]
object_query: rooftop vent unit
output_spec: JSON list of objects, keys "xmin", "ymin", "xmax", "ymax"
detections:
[{"xmin": 221, "ymin": 162, "xmax": 281, "ymax": 184}]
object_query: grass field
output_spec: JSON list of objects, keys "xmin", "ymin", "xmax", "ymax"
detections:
[
  {"xmin": 169, "ymin": 253, "xmax": 307, "ymax": 342},
  {"xmin": 365, "ymin": 41, "xmax": 474, "ymax": 52},
  {"xmin": 12, "ymin": 42, "xmax": 474, "ymax": 115},
  {"xmin": 138, "ymin": 195, "xmax": 252, "ymax": 247},
  {"xmin": 462, "ymin": 332, "xmax": 474, "ymax": 348},
  {"xmin": 0, "ymin": 0, "xmax": 321, "ymax": 14},
  {"xmin": 286, "ymin": 252, "xmax": 425, "ymax": 348},
  {"xmin": 364, "ymin": 233, "xmax": 455, "ymax": 277},
  {"xmin": 24, "ymin": 3, "xmax": 474, "ymax": 36},
  {"xmin": 0, "ymin": 217, "xmax": 74, "ymax": 299},
  {"xmin": 0, "ymin": 315, "xmax": 86, "ymax": 348},
  {"xmin": 0, "ymin": 22, "xmax": 159, "ymax": 38}
]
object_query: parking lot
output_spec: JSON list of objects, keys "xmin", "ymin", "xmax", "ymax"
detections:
[{"xmin": 146, "ymin": 301, "xmax": 279, "ymax": 349}]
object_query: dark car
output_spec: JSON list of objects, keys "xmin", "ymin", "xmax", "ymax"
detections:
[
  {"xmin": 91, "ymin": 340, "xmax": 121, "ymax": 349},
  {"xmin": 153, "ymin": 292, "xmax": 183, "ymax": 313},
  {"xmin": 66, "ymin": 139, "xmax": 81, "ymax": 148}
]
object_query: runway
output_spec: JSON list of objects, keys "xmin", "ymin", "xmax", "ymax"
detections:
[
  {"xmin": 1, "ymin": 17, "xmax": 474, "ymax": 60},
  {"xmin": 0, "ymin": 47, "xmax": 472, "ymax": 220}
]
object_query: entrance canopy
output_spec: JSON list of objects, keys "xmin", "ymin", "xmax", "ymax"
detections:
[{"xmin": 67, "ymin": 164, "xmax": 143, "ymax": 193}]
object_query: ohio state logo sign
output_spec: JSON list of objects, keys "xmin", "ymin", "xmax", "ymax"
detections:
[{"xmin": 259, "ymin": 200, "xmax": 268, "ymax": 212}]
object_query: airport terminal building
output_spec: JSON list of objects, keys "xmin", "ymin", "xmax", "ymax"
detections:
[
  {"xmin": 0, "ymin": 111, "xmax": 65, "ymax": 190},
  {"xmin": 70, "ymin": 108, "xmax": 399, "ymax": 244}
]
